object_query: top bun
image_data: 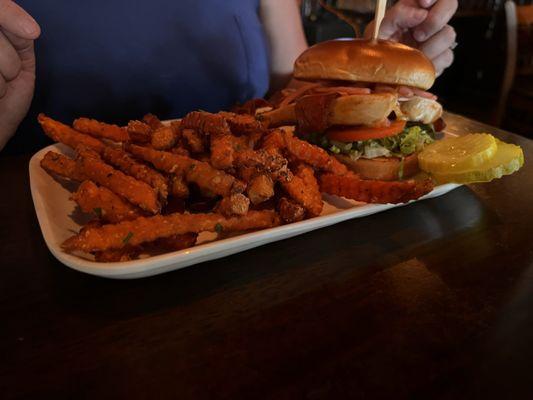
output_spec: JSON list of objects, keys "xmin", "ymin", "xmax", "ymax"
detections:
[{"xmin": 294, "ymin": 39, "xmax": 436, "ymax": 90}]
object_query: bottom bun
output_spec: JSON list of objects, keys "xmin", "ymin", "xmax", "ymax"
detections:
[{"xmin": 336, "ymin": 153, "xmax": 419, "ymax": 181}]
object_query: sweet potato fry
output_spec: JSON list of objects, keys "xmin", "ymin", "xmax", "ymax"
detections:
[
  {"xmin": 94, "ymin": 231, "xmax": 196, "ymax": 262},
  {"xmin": 319, "ymin": 174, "xmax": 434, "ymax": 204},
  {"xmin": 170, "ymin": 174, "xmax": 189, "ymax": 198},
  {"xmin": 247, "ymin": 174, "xmax": 275, "ymax": 205},
  {"xmin": 171, "ymin": 147, "xmax": 191, "ymax": 157},
  {"xmin": 73, "ymin": 118, "xmax": 129, "ymax": 142},
  {"xmin": 281, "ymin": 165, "xmax": 323, "ymax": 217},
  {"xmin": 210, "ymin": 132, "xmax": 234, "ymax": 169},
  {"xmin": 294, "ymin": 164, "xmax": 323, "ymax": 216},
  {"xmin": 282, "ymin": 130, "xmax": 348, "ymax": 175},
  {"xmin": 94, "ymin": 248, "xmax": 139, "ymax": 262},
  {"xmin": 126, "ymin": 144, "xmax": 243, "ymax": 197},
  {"xmin": 261, "ymin": 129, "xmax": 286, "ymax": 151},
  {"xmin": 142, "ymin": 113, "xmax": 163, "ymax": 130},
  {"xmin": 182, "ymin": 128, "xmax": 205, "ymax": 153},
  {"xmin": 126, "ymin": 120, "xmax": 152, "ymax": 143},
  {"xmin": 152, "ymin": 233, "xmax": 198, "ymax": 252},
  {"xmin": 72, "ymin": 180, "xmax": 143, "ymax": 223},
  {"xmin": 230, "ymin": 134, "xmax": 254, "ymax": 152},
  {"xmin": 94, "ymin": 232, "xmax": 197, "ymax": 262},
  {"xmin": 278, "ymin": 197, "xmax": 305, "ymax": 223},
  {"xmin": 216, "ymin": 193, "xmax": 250, "ymax": 216},
  {"xmin": 126, "ymin": 144, "xmax": 186, "ymax": 173},
  {"xmin": 224, "ymin": 112, "xmax": 266, "ymax": 136},
  {"xmin": 40, "ymin": 151, "xmax": 85, "ymax": 181},
  {"xmin": 38, "ymin": 114, "xmax": 105, "ymax": 153},
  {"xmin": 180, "ymin": 111, "xmax": 230, "ymax": 136},
  {"xmin": 151, "ymin": 125, "xmax": 178, "ymax": 150},
  {"xmin": 234, "ymin": 148, "xmax": 290, "ymax": 182},
  {"xmin": 62, "ymin": 210, "xmax": 280, "ymax": 253},
  {"xmin": 180, "ymin": 111, "xmax": 235, "ymax": 169},
  {"xmin": 101, "ymin": 146, "xmax": 168, "ymax": 200},
  {"xmin": 76, "ymin": 150, "xmax": 161, "ymax": 213}
]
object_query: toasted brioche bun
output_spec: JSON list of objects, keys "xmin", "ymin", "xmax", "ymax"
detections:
[
  {"xmin": 260, "ymin": 93, "xmax": 396, "ymax": 128},
  {"xmin": 294, "ymin": 39, "xmax": 436, "ymax": 90},
  {"xmin": 336, "ymin": 153, "xmax": 419, "ymax": 181}
]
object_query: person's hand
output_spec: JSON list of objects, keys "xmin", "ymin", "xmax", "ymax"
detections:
[
  {"xmin": 366, "ymin": 0, "xmax": 458, "ymax": 76},
  {"xmin": 0, "ymin": 0, "xmax": 40, "ymax": 151}
]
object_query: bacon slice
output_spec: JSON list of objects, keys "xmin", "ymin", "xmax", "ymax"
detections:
[
  {"xmin": 309, "ymin": 86, "xmax": 371, "ymax": 96},
  {"xmin": 294, "ymin": 93, "xmax": 339, "ymax": 134},
  {"xmin": 279, "ymin": 82, "xmax": 322, "ymax": 107}
]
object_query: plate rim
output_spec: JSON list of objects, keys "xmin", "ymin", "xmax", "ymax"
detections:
[{"xmin": 29, "ymin": 143, "xmax": 461, "ymax": 278}]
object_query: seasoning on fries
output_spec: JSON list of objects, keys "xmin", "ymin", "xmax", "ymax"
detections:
[
  {"xmin": 40, "ymin": 151, "xmax": 86, "ymax": 181},
  {"xmin": 73, "ymin": 117, "xmax": 129, "ymax": 142},
  {"xmin": 62, "ymin": 210, "xmax": 280, "ymax": 253},
  {"xmin": 101, "ymin": 146, "xmax": 169, "ymax": 200},
  {"xmin": 38, "ymin": 114, "xmax": 105, "ymax": 153},
  {"xmin": 76, "ymin": 148, "xmax": 161, "ymax": 213},
  {"xmin": 72, "ymin": 181, "xmax": 143, "ymax": 223},
  {"xmin": 38, "ymin": 106, "xmax": 438, "ymax": 263}
]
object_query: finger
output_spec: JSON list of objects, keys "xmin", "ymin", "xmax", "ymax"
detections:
[
  {"xmin": 419, "ymin": 25, "xmax": 456, "ymax": 60},
  {"xmin": 0, "ymin": 74, "xmax": 6, "ymax": 97},
  {"xmin": 0, "ymin": 30, "xmax": 21, "ymax": 81},
  {"xmin": 2, "ymin": 29, "xmax": 36, "ymax": 74},
  {"xmin": 0, "ymin": 0, "xmax": 40, "ymax": 39},
  {"xmin": 418, "ymin": 0, "xmax": 438, "ymax": 7},
  {"xmin": 413, "ymin": 0, "xmax": 458, "ymax": 42},
  {"xmin": 377, "ymin": 3, "xmax": 428, "ymax": 39},
  {"xmin": 433, "ymin": 48, "xmax": 454, "ymax": 76}
]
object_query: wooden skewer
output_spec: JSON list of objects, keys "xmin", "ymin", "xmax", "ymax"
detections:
[{"xmin": 372, "ymin": 0, "xmax": 387, "ymax": 42}]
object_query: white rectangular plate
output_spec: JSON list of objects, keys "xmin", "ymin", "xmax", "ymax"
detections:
[{"xmin": 29, "ymin": 143, "xmax": 461, "ymax": 279}]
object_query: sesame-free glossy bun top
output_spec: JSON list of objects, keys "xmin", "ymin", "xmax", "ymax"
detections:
[{"xmin": 294, "ymin": 39, "xmax": 436, "ymax": 90}]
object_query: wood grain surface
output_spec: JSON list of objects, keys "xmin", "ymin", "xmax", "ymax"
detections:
[{"xmin": 1, "ymin": 113, "xmax": 532, "ymax": 399}]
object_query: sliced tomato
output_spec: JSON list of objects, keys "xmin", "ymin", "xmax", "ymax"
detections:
[{"xmin": 326, "ymin": 120, "xmax": 407, "ymax": 142}]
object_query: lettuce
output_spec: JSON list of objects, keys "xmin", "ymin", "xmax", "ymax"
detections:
[
  {"xmin": 398, "ymin": 125, "xmax": 434, "ymax": 155},
  {"xmin": 313, "ymin": 123, "xmax": 435, "ymax": 159}
]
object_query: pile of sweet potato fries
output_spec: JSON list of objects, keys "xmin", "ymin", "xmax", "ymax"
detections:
[{"xmin": 39, "ymin": 102, "xmax": 433, "ymax": 262}]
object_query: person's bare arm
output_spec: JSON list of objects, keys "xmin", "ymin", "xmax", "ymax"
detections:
[{"xmin": 260, "ymin": 0, "xmax": 308, "ymax": 93}]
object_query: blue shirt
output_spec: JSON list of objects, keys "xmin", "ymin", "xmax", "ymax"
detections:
[{"xmin": 6, "ymin": 0, "xmax": 269, "ymax": 154}]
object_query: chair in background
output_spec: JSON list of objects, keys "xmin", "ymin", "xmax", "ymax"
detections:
[
  {"xmin": 300, "ymin": 0, "xmax": 375, "ymax": 44},
  {"xmin": 496, "ymin": 2, "xmax": 533, "ymax": 136}
]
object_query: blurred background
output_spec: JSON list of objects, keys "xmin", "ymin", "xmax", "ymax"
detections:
[{"xmin": 299, "ymin": 0, "xmax": 533, "ymax": 138}]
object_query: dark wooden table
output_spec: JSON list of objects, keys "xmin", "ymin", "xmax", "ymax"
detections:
[{"xmin": 1, "ymin": 114, "xmax": 532, "ymax": 399}]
